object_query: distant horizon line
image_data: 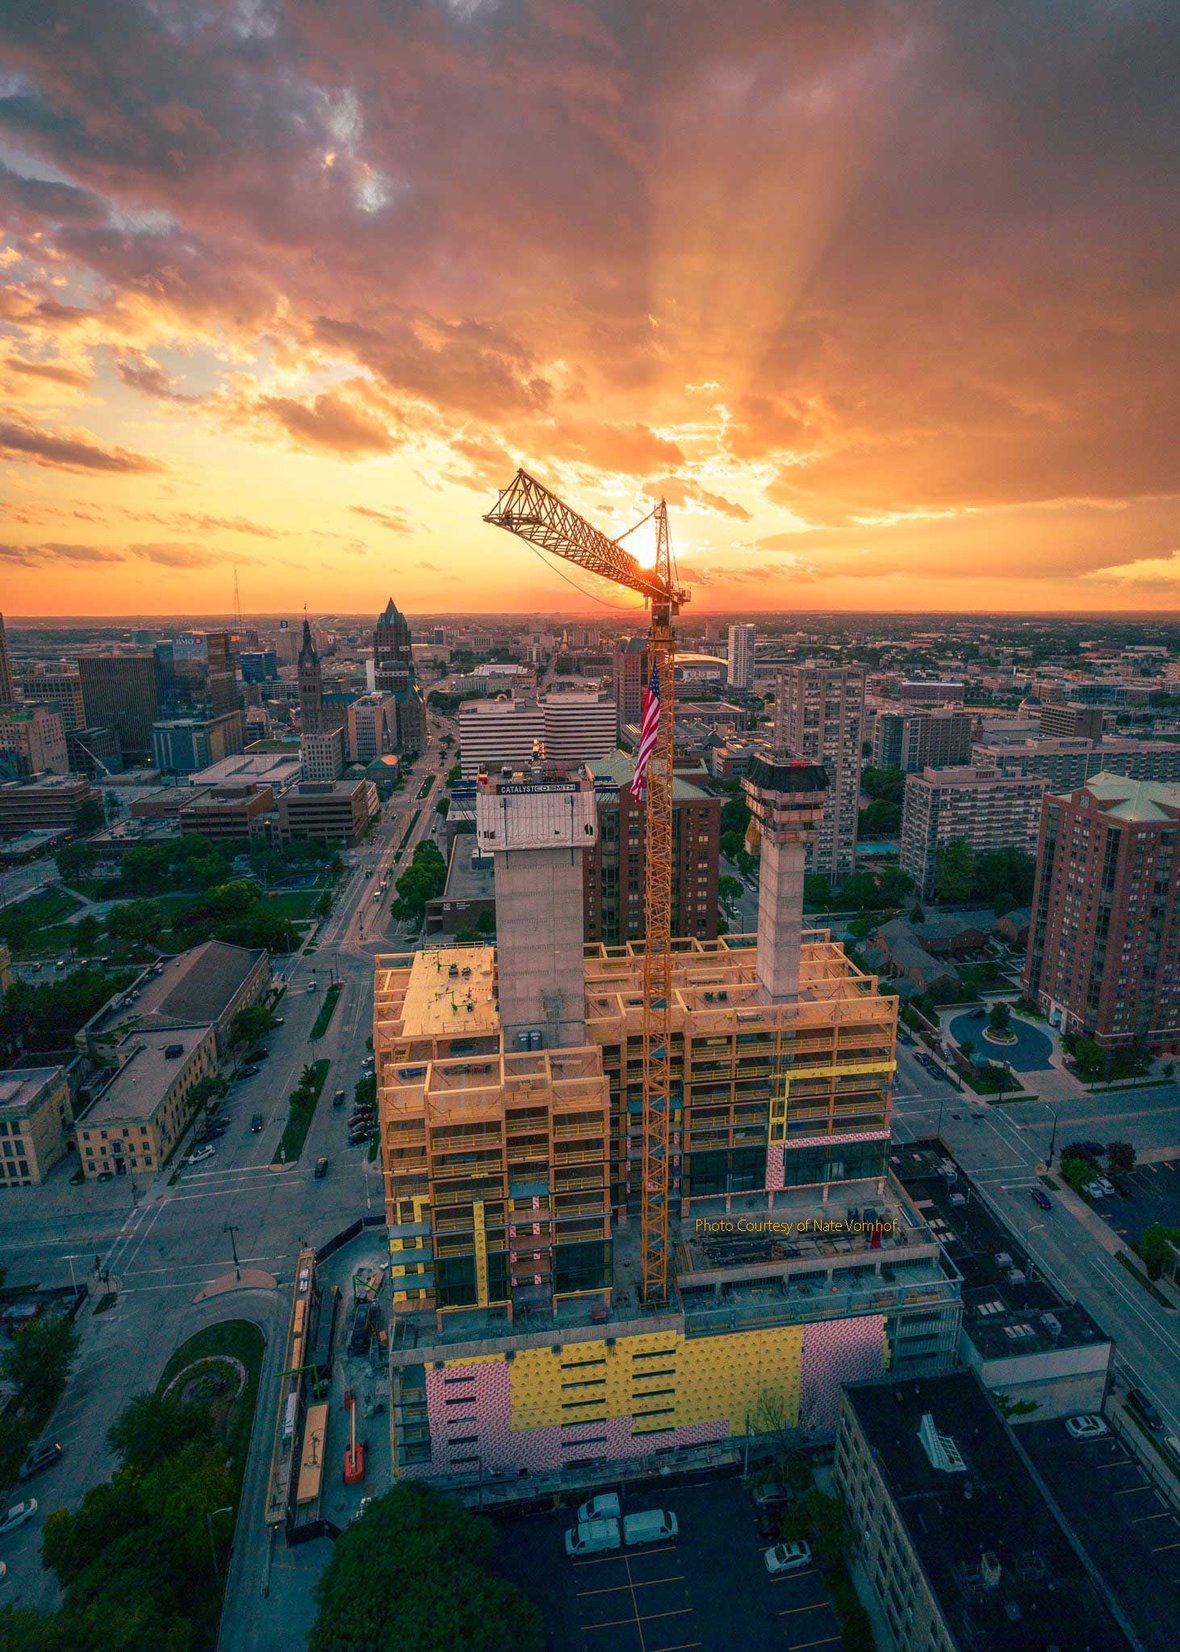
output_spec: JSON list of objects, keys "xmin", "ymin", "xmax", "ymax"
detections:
[{"xmin": 6, "ymin": 608, "xmax": 1180, "ymax": 626}]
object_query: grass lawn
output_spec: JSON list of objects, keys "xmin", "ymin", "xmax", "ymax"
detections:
[
  {"xmin": 263, "ymin": 888, "xmax": 324, "ymax": 919},
  {"xmin": 310, "ymin": 979, "xmax": 342, "ymax": 1039},
  {"xmin": 0, "ymin": 886, "xmax": 82, "ymax": 954},
  {"xmin": 274, "ymin": 1056, "xmax": 330, "ymax": 1163},
  {"xmin": 157, "ymin": 1319, "xmax": 266, "ymax": 1651}
]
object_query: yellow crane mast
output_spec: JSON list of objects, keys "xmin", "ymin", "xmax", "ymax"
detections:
[{"xmin": 483, "ymin": 470, "xmax": 689, "ymax": 1305}]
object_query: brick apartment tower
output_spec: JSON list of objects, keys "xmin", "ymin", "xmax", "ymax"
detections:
[
  {"xmin": 1023, "ymin": 772, "xmax": 1180, "ymax": 1051},
  {"xmin": 773, "ymin": 664, "xmax": 865, "ymax": 885},
  {"xmin": 0, "ymin": 613, "xmax": 15, "ymax": 710}
]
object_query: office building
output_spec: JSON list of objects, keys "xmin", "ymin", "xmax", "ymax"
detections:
[
  {"xmin": 1038, "ymin": 703, "xmax": 1104, "ymax": 741},
  {"xmin": 612, "ymin": 636, "xmax": 649, "ymax": 736},
  {"xmin": 0, "ymin": 775, "xmax": 97, "ymax": 836},
  {"xmin": 583, "ymin": 751, "xmax": 721, "ymax": 943},
  {"xmin": 191, "ymin": 746, "xmax": 302, "ymax": 791},
  {"xmin": 900, "ymin": 767, "xmax": 1048, "ymax": 898},
  {"xmin": 77, "ymin": 1025, "xmax": 218, "ymax": 1178},
  {"xmin": 0, "ymin": 613, "xmax": 14, "ymax": 710},
  {"xmin": 370, "ymin": 768, "xmax": 964, "ymax": 1492},
  {"xmin": 773, "ymin": 664, "xmax": 864, "ymax": 883},
  {"xmin": 424, "ymin": 839, "xmax": 496, "ymax": 937},
  {"xmin": 898, "ymin": 680, "xmax": 965, "ymax": 706},
  {"xmin": 871, "ymin": 705, "xmax": 973, "ymax": 773},
  {"xmin": 66, "ymin": 725, "xmax": 122, "ymax": 780},
  {"xmin": 726, "ymin": 622, "xmax": 755, "ymax": 691},
  {"xmin": 22, "ymin": 671, "xmax": 85, "ymax": 733},
  {"xmin": 297, "ymin": 618, "xmax": 330, "ymax": 735},
  {"xmin": 458, "ymin": 698, "xmax": 545, "ymax": 778},
  {"xmin": 539, "ymin": 692, "xmax": 617, "ymax": 768},
  {"xmin": 374, "ymin": 596, "xmax": 426, "ymax": 755},
  {"xmin": 346, "ymin": 691, "xmax": 398, "ymax": 764},
  {"xmin": 179, "ymin": 784, "xmax": 275, "ymax": 845},
  {"xmin": 278, "ymin": 779, "xmax": 378, "ymax": 845},
  {"xmin": 0, "ymin": 1066, "xmax": 73, "ymax": 1186},
  {"xmin": 77, "ymin": 653, "xmax": 160, "ymax": 763},
  {"xmin": 151, "ymin": 711, "xmax": 244, "ymax": 775},
  {"xmin": 0, "ymin": 707, "xmax": 69, "ymax": 777},
  {"xmin": 835, "ymin": 1370, "xmax": 1131, "ymax": 1652},
  {"xmin": 300, "ymin": 726, "xmax": 346, "ymax": 782},
  {"xmin": 1024, "ymin": 773, "xmax": 1180, "ymax": 1051}
]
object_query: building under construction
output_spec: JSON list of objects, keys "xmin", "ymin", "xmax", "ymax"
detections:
[{"xmin": 374, "ymin": 758, "xmax": 963, "ymax": 1492}]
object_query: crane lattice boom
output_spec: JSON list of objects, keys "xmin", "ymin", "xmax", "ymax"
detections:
[{"xmin": 484, "ymin": 467, "xmax": 687, "ymax": 1306}]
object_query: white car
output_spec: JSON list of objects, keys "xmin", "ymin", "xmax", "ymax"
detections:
[
  {"xmin": 765, "ymin": 1539, "xmax": 812, "ymax": 1575},
  {"xmin": 1092, "ymin": 1177, "xmax": 1115, "ymax": 1197},
  {"xmin": 187, "ymin": 1145, "xmax": 216, "ymax": 1164},
  {"xmin": 1065, "ymin": 1414, "xmax": 1109, "ymax": 1441},
  {"xmin": 0, "ymin": 1499, "xmax": 38, "ymax": 1538}
]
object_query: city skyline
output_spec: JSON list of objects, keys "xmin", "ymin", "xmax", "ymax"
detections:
[{"xmin": 2, "ymin": 3, "xmax": 1178, "ymax": 618}]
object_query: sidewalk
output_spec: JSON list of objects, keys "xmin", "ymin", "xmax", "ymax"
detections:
[{"xmin": 1046, "ymin": 1170, "xmax": 1180, "ymax": 1309}]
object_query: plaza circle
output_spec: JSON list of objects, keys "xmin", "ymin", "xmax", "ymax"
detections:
[{"xmin": 947, "ymin": 1010, "xmax": 1055, "ymax": 1072}]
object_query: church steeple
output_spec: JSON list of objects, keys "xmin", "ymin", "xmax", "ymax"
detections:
[{"xmin": 297, "ymin": 614, "xmax": 325, "ymax": 733}]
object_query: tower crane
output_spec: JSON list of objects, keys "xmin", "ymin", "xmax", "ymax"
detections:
[{"xmin": 484, "ymin": 470, "xmax": 689, "ymax": 1305}]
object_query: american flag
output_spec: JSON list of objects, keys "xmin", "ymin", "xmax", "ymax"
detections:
[{"xmin": 631, "ymin": 662, "xmax": 661, "ymax": 801}]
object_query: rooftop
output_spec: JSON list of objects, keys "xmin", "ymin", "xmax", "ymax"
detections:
[
  {"xmin": 587, "ymin": 749, "xmax": 715, "ymax": 802},
  {"xmin": 0, "ymin": 1066, "xmax": 65, "ymax": 1117},
  {"xmin": 891, "ymin": 1143, "xmax": 1109, "ymax": 1360},
  {"xmin": 190, "ymin": 750, "xmax": 302, "ymax": 788},
  {"xmin": 86, "ymin": 1027, "xmax": 212, "ymax": 1125},
  {"xmin": 845, "ymin": 1369, "xmax": 1131, "ymax": 1652},
  {"xmin": 442, "ymin": 839, "xmax": 495, "ymax": 902},
  {"xmin": 396, "ymin": 945, "xmax": 499, "ymax": 1038},
  {"xmin": 82, "ymin": 940, "xmax": 266, "ymax": 1041},
  {"xmin": 1072, "ymin": 770, "xmax": 1180, "ymax": 822}
]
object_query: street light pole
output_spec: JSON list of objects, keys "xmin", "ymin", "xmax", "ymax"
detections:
[
  {"xmin": 224, "ymin": 1222, "xmax": 241, "ymax": 1281},
  {"xmin": 206, "ymin": 1505, "xmax": 233, "ymax": 1589},
  {"xmin": 1046, "ymin": 1107, "xmax": 1059, "ymax": 1168}
]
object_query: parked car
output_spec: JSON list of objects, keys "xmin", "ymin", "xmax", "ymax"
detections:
[
  {"xmin": 1092, "ymin": 1176, "xmax": 1116, "ymax": 1197},
  {"xmin": 1076, "ymin": 1140, "xmax": 1106, "ymax": 1158},
  {"xmin": 187, "ymin": 1145, "xmax": 215, "ymax": 1164},
  {"xmin": 576, "ymin": 1492, "xmax": 620, "ymax": 1524},
  {"xmin": 1065, "ymin": 1414, "xmax": 1108, "ymax": 1441},
  {"xmin": 273, "ymin": 1016, "xmax": 285, "ymax": 1026},
  {"xmin": 348, "ymin": 1111, "xmax": 373, "ymax": 1129},
  {"xmin": 564, "ymin": 1518, "xmax": 621, "ymax": 1558},
  {"xmin": 18, "ymin": 1442, "xmax": 62, "ymax": 1482},
  {"xmin": 623, "ymin": 1509, "xmax": 677, "ymax": 1546},
  {"xmin": 333, "ymin": 1088, "xmax": 347, "ymax": 1107},
  {"xmin": 314, "ymin": 1157, "xmax": 329, "ymax": 1179},
  {"xmin": 307, "ymin": 981, "xmax": 318, "ymax": 993},
  {"xmin": 765, "ymin": 1539, "xmax": 812, "ymax": 1576},
  {"xmin": 250, "ymin": 1113, "xmax": 264, "ymax": 1132},
  {"xmin": 347, "ymin": 1130, "xmax": 371, "ymax": 1148},
  {"xmin": 1030, "ymin": 1188, "xmax": 1052, "ymax": 1211},
  {"xmin": 0, "ymin": 1499, "xmax": 38, "ymax": 1537},
  {"xmin": 239, "ymin": 1064, "xmax": 260, "ymax": 1079},
  {"xmin": 749, "ymin": 1477, "xmax": 793, "ymax": 1509},
  {"xmin": 1127, "ymin": 1388, "xmax": 1165, "ymax": 1432},
  {"xmin": 349, "ymin": 1300, "xmax": 375, "ymax": 1356}
]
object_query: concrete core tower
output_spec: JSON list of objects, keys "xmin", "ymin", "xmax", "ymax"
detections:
[{"xmin": 744, "ymin": 754, "xmax": 829, "ymax": 1000}]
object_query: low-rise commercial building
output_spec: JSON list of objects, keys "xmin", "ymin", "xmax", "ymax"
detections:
[
  {"xmin": 78, "ymin": 939, "xmax": 270, "ymax": 1061},
  {"xmin": 77, "ymin": 1025, "xmax": 217, "ymax": 1177},
  {"xmin": 424, "ymin": 839, "xmax": 496, "ymax": 936},
  {"xmin": 178, "ymin": 783, "xmax": 275, "ymax": 844},
  {"xmin": 278, "ymin": 779, "xmax": 377, "ymax": 845},
  {"xmin": 66, "ymin": 725, "xmax": 122, "ymax": 777},
  {"xmin": 151, "ymin": 711, "xmax": 245, "ymax": 775},
  {"xmin": 0, "ymin": 1066, "xmax": 73, "ymax": 1186},
  {"xmin": 836, "ymin": 1369, "xmax": 1131, "ymax": 1652}
]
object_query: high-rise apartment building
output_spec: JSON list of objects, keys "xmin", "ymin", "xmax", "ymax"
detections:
[
  {"xmin": 0, "ymin": 707, "xmax": 69, "ymax": 777},
  {"xmin": 0, "ymin": 613, "xmax": 14, "ymax": 710},
  {"xmin": 582, "ymin": 752, "xmax": 720, "ymax": 943},
  {"xmin": 1023, "ymin": 773, "xmax": 1180, "ymax": 1051},
  {"xmin": 870, "ymin": 705, "xmax": 973, "ymax": 773},
  {"xmin": 900, "ymin": 766, "xmax": 1048, "ymax": 898},
  {"xmin": 612, "ymin": 636, "xmax": 649, "ymax": 736},
  {"xmin": 346, "ymin": 691, "xmax": 398, "ymax": 764},
  {"xmin": 539, "ymin": 692, "xmax": 616, "ymax": 768},
  {"xmin": 773, "ymin": 664, "xmax": 865, "ymax": 883},
  {"xmin": 972, "ymin": 735, "xmax": 1180, "ymax": 793},
  {"xmin": 458, "ymin": 699, "xmax": 545, "ymax": 778},
  {"xmin": 726, "ymin": 622, "xmax": 755, "ymax": 690},
  {"xmin": 22, "ymin": 671, "xmax": 85, "ymax": 733},
  {"xmin": 77, "ymin": 653, "xmax": 160, "ymax": 763}
]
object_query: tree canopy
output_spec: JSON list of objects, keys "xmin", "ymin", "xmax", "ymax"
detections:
[{"xmin": 309, "ymin": 1484, "xmax": 543, "ymax": 1652}]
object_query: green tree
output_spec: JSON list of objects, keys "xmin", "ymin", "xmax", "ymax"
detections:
[
  {"xmin": 935, "ymin": 838, "xmax": 975, "ymax": 902},
  {"xmin": 56, "ymin": 843, "xmax": 99, "ymax": 882},
  {"xmin": 1139, "ymin": 1223, "xmax": 1178, "ymax": 1280},
  {"xmin": 988, "ymin": 1001, "xmax": 1011, "ymax": 1035},
  {"xmin": 861, "ymin": 766, "xmax": 906, "ymax": 804},
  {"xmin": 803, "ymin": 874, "xmax": 831, "ymax": 908},
  {"xmin": 1060, "ymin": 1155, "xmax": 1097, "ymax": 1194},
  {"xmin": 73, "ymin": 914, "xmax": 102, "ymax": 955},
  {"xmin": 107, "ymin": 1390, "xmax": 216, "ymax": 1472},
  {"xmin": 75, "ymin": 797, "xmax": 105, "ymax": 835},
  {"xmin": 42, "ymin": 1473, "xmax": 149, "ymax": 1583},
  {"xmin": 909, "ymin": 903, "xmax": 925, "ymax": 924},
  {"xmin": 841, "ymin": 872, "xmax": 880, "ymax": 911},
  {"xmin": 1, "ymin": 1311, "xmax": 78, "ymax": 1416},
  {"xmin": 959, "ymin": 1038, "xmax": 975, "ymax": 1065},
  {"xmin": 309, "ymin": 1484, "xmax": 543, "ymax": 1652},
  {"xmin": 717, "ymin": 875, "xmax": 743, "ymax": 905},
  {"xmin": 1106, "ymin": 1140, "xmax": 1136, "ymax": 1173},
  {"xmin": 105, "ymin": 899, "xmax": 166, "ymax": 949},
  {"xmin": 230, "ymin": 1003, "xmax": 276, "ymax": 1050},
  {"xmin": 858, "ymin": 797, "xmax": 901, "ymax": 837}
]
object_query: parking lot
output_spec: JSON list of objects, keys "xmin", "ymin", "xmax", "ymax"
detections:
[
  {"xmin": 494, "ymin": 1477, "xmax": 843, "ymax": 1652},
  {"xmin": 1093, "ymin": 1158, "xmax": 1180, "ymax": 1249},
  {"xmin": 1021, "ymin": 1419, "xmax": 1180, "ymax": 1652}
]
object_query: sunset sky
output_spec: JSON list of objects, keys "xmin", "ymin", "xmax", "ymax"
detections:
[{"xmin": 1, "ymin": 0, "xmax": 1177, "ymax": 618}]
